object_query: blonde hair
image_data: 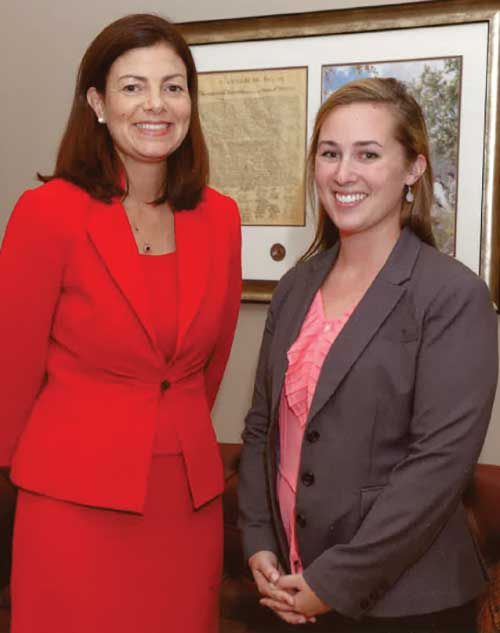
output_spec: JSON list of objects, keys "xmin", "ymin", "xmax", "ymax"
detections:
[{"xmin": 302, "ymin": 77, "xmax": 435, "ymax": 260}]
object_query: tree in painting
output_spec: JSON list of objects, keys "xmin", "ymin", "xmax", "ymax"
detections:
[{"xmin": 407, "ymin": 58, "xmax": 460, "ymax": 253}]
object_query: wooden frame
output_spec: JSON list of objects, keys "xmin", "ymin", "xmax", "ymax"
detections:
[{"xmin": 179, "ymin": 0, "xmax": 500, "ymax": 305}]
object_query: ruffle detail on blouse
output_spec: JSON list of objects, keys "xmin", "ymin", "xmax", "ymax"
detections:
[{"xmin": 283, "ymin": 291, "xmax": 354, "ymax": 428}]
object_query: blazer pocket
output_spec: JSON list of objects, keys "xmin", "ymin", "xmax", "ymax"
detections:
[
  {"xmin": 360, "ymin": 485, "xmax": 387, "ymax": 520},
  {"xmin": 381, "ymin": 325, "xmax": 419, "ymax": 343}
]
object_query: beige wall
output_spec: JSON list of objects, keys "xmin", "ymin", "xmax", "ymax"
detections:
[{"xmin": 1, "ymin": 0, "xmax": 498, "ymax": 463}]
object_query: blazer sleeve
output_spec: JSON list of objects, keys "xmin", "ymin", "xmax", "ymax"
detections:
[
  {"xmin": 238, "ymin": 267, "xmax": 296, "ymax": 561},
  {"xmin": 0, "ymin": 188, "xmax": 68, "ymax": 466},
  {"xmin": 203, "ymin": 198, "xmax": 242, "ymax": 410},
  {"xmin": 303, "ymin": 271, "xmax": 498, "ymax": 619}
]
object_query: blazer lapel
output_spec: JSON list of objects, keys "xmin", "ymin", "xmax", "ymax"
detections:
[
  {"xmin": 307, "ymin": 227, "xmax": 422, "ymax": 423},
  {"xmin": 174, "ymin": 206, "xmax": 210, "ymax": 354},
  {"xmin": 270, "ymin": 245, "xmax": 339, "ymax": 418},
  {"xmin": 87, "ymin": 199, "xmax": 158, "ymax": 350}
]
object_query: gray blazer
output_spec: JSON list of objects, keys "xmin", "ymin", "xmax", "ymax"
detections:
[{"xmin": 238, "ymin": 227, "xmax": 498, "ymax": 620}]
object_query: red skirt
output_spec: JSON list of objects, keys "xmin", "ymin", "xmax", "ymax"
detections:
[{"xmin": 11, "ymin": 456, "xmax": 222, "ymax": 633}]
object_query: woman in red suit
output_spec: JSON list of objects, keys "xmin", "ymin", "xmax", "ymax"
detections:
[{"xmin": 0, "ymin": 14, "xmax": 241, "ymax": 633}]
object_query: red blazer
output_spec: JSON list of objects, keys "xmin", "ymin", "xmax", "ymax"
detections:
[{"xmin": 0, "ymin": 179, "xmax": 241, "ymax": 513}]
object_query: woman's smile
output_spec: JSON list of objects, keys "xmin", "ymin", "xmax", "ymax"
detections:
[
  {"xmin": 133, "ymin": 121, "xmax": 173, "ymax": 135},
  {"xmin": 334, "ymin": 191, "xmax": 368, "ymax": 206}
]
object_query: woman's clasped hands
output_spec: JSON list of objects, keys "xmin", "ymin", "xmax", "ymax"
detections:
[{"xmin": 248, "ymin": 550, "xmax": 331, "ymax": 625}]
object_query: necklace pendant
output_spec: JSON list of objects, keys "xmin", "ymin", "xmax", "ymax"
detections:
[{"xmin": 143, "ymin": 243, "xmax": 152, "ymax": 254}]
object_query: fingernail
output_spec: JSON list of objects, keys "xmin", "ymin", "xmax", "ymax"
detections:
[{"xmin": 270, "ymin": 571, "xmax": 279, "ymax": 583}]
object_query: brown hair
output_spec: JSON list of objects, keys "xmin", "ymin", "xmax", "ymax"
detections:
[
  {"xmin": 302, "ymin": 77, "xmax": 435, "ymax": 260},
  {"xmin": 39, "ymin": 13, "xmax": 208, "ymax": 210}
]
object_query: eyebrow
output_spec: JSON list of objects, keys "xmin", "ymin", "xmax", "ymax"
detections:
[
  {"xmin": 117, "ymin": 73, "xmax": 187, "ymax": 82},
  {"xmin": 317, "ymin": 140, "xmax": 383, "ymax": 148}
]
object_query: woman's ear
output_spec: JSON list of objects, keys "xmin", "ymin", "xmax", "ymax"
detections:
[
  {"xmin": 87, "ymin": 87, "xmax": 106, "ymax": 124},
  {"xmin": 406, "ymin": 154, "xmax": 427, "ymax": 186}
]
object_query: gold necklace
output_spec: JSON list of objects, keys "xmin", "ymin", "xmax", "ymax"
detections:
[
  {"xmin": 129, "ymin": 213, "xmax": 153, "ymax": 254},
  {"xmin": 125, "ymin": 204, "xmax": 155, "ymax": 255}
]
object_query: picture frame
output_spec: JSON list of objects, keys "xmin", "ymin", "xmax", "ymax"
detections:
[{"xmin": 179, "ymin": 0, "xmax": 500, "ymax": 305}]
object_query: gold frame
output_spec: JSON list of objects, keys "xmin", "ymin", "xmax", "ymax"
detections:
[{"xmin": 179, "ymin": 0, "xmax": 500, "ymax": 305}]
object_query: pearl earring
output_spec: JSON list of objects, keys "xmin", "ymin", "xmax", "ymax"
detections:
[
  {"xmin": 97, "ymin": 116, "xmax": 105, "ymax": 124},
  {"xmin": 405, "ymin": 185, "xmax": 414, "ymax": 203}
]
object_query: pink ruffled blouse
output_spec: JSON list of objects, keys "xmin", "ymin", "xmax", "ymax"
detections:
[{"xmin": 277, "ymin": 289, "xmax": 355, "ymax": 573}]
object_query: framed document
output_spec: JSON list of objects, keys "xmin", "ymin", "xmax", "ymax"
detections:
[
  {"xmin": 198, "ymin": 67, "xmax": 307, "ymax": 228},
  {"xmin": 180, "ymin": 0, "xmax": 500, "ymax": 305}
]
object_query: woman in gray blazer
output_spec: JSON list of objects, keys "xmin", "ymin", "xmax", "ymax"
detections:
[{"xmin": 238, "ymin": 78, "xmax": 498, "ymax": 632}]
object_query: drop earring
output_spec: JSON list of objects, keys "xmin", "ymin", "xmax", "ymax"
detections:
[{"xmin": 405, "ymin": 185, "xmax": 414, "ymax": 203}]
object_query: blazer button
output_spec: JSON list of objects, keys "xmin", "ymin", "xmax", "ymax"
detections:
[
  {"xmin": 160, "ymin": 379, "xmax": 170, "ymax": 392},
  {"xmin": 379, "ymin": 579, "xmax": 389, "ymax": 593},
  {"xmin": 306, "ymin": 430, "xmax": 320, "ymax": 443},
  {"xmin": 296, "ymin": 513, "xmax": 307, "ymax": 528},
  {"xmin": 301, "ymin": 471, "xmax": 315, "ymax": 487}
]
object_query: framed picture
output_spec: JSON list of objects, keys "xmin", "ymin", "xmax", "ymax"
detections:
[{"xmin": 179, "ymin": 0, "xmax": 500, "ymax": 304}]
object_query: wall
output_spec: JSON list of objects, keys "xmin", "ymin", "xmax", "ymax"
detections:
[{"xmin": 1, "ymin": 0, "xmax": 499, "ymax": 464}]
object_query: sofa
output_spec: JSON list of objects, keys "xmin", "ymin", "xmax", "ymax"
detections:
[{"xmin": 1, "ymin": 445, "xmax": 499, "ymax": 632}]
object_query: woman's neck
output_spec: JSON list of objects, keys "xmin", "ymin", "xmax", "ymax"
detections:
[
  {"xmin": 336, "ymin": 223, "xmax": 401, "ymax": 277},
  {"xmin": 123, "ymin": 160, "xmax": 166, "ymax": 205},
  {"xmin": 320, "ymin": 222, "xmax": 402, "ymax": 320}
]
